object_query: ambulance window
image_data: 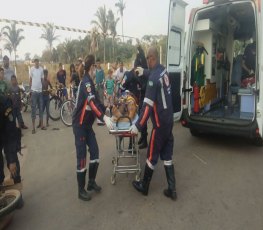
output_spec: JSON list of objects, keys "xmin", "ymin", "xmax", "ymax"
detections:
[{"xmin": 168, "ymin": 29, "xmax": 181, "ymax": 66}]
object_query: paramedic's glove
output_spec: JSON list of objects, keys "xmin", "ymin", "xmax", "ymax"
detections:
[
  {"xmin": 249, "ymin": 69, "xmax": 254, "ymax": 75},
  {"xmin": 130, "ymin": 124, "xmax": 138, "ymax": 135},
  {"xmin": 9, "ymin": 163, "xmax": 17, "ymax": 177},
  {"xmin": 135, "ymin": 67, "xmax": 144, "ymax": 77},
  {"xmin": 103, "ymin": 115, "xmax": 113, "ymax": 130}
]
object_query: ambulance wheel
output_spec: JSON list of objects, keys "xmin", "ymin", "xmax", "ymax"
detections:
[
  {"xmin": 190, "ymin": 128, "xmax": 200, "ymax": 137},
  {"xmin": 111, "ymin": 174, "xmax": 116, "ymax": 185},
  {"xmin": 252, "ymin": 137, "xmax": 263, "ymax": 147}
]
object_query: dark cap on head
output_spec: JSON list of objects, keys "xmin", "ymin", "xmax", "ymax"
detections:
[
  {"xmin": 3, "ymin": 55, "xmax": 9, "ymax": 61},
  {"xmin": 34, "ymin": 58, "xmax": 39, "ymax": 62}
]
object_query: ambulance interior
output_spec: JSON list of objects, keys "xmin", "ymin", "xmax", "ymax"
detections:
[{"xmin": 189, "ymin": 1, "xmax": 257, "ymax": 122}]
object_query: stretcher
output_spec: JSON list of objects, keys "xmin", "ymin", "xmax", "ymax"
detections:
[{"xmin": 109, "ymin": 116, "xmax": 141, "ymax": 185}]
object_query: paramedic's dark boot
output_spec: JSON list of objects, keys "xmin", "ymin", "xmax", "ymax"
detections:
[
  {"xmin": 87, "ymin": 162, "xmax": 102, "ymax": 192},
  {"xmin": 139, "ymin": 138, "xmax": 148, "ymax": 149},
  {"xmin": 132, "ymin": 164, "xmax": 153, "ymax": 196},
  {"xmin": 163, "ymin": 164, "xmax": 177, "ymax": 200},
  {"xmin": 77, "ymin": 171, "xmax": 91, "ymax": 201}
]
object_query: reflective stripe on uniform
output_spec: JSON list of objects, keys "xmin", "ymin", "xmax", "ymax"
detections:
[
  {"xmin": 153, "ymin": 104, "xmax": 160, "ymax": 128},
  {"xmin": 148, "ymin": 129, "xmax": 156, "ymax": 163},
  {"xmin": 76, "ymin": 168, "xmax": 87, "ymax": 173},
  {"xmin": 144, "ymin": 97, "xmax": 154, "ymax": 107},
  {"xmin": 86, "ymin": 105, "xmax": 91, "ymax": 111},
  {"xmin": 140, "ymin": 105, "xmax": 149, "ymax": 127},
  {"xmin": 88, "ymin": 95, "xmax": 95, "ymax": 102},
  {"xmin": 90, "ymin": 159, "xmax": 99, "ymax": 163},
  {"xmin": 79, "ymin": 99, "xmax": 88, "ymax": 125},
  {"xmin": 164, "ymin": 160, "xmax": 173, "ymax": 166},
  {"xmin": 159, "ymin": 78, "xmax": 167, "ymax": 109},
  {"xmin": 160, "ymin": 68, "xmax": 167, "ymax": 77},
  {"xmin": 147, "ymin": 159, "xmax": 155, "ymax": 170},
  {"xmin": 89, "ymin": 100, "xmax": 102, "ymax": 118}
]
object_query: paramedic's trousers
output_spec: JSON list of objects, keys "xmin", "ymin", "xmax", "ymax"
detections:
[{"xmin": 73, "ymin": 124, "xmax": 99, "ymax": 172}]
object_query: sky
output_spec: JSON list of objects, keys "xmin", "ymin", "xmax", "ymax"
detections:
[{"xmin": 0, "ymin": 0, "xmax": 203, "ymax": 60}]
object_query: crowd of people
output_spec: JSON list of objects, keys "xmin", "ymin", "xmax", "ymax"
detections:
[{"xmin": 0, "ymin": 45, "xmax": 178, "ymax": 205}]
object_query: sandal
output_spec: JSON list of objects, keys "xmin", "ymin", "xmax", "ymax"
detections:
[
  {"xmin": 41, "ymin": 127, "xmax": 47, "ymax": 130},
  {"xmin": 32, "ymin": 129, "xmax": 36, "ymax": 134}
]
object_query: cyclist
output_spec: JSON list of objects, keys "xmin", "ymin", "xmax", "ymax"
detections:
[
  {"xmin": 56, "ymin": 63, "xmax": 68, "ymax": 100},
  {"xmin": 69, "ymin": 63, "xmax": 80, "ymax": 99}
]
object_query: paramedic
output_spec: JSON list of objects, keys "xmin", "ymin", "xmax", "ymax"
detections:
[
  {"xmin": 72, "ymin": 54, "xmax": 113, "ymax": 201},
  {"xmin": 130, "ymin": 46, "xmax": 177, "ymax": 200}
]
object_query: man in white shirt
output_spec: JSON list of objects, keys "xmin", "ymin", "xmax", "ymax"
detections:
[
  {"xmin": 30, "ymin": 59, "xmax": 45, "ymax": 134},
  {"xmin": 114, "ymin": 61, "xmax": 126, "ymax": 98},
  {"xmin": 3, "ymin": 55, "xmax": 15, "ymax": 83}
]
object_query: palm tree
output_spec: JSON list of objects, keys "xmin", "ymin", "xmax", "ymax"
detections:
[
  {"xmin": 90, "ymin": 27, "xmax": 100, "ymax": 60},
  {"xmin": 108, "ymin": 9, "xmax": 120, "ymax": 61},
  {"xmin": 4, "ymin": 42, "xmax": 13, "ymax": 58},
  {"xmin": 2, "ymin": 23, "xmax": 25, "ymax": 65},
  {"xmin": 115, "ymin": 0, "xmax": 125, "ymax": 42},
  {"xmin": 91, "ymin": 5, "xmax": 109, "ymax": 64},
  {"xmin": 40, "ymin": 23, "xmax": 59, "ymax": 52}
]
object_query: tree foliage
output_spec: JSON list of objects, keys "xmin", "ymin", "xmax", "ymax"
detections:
[
  {"xmin": 40, "ymin": 23, "xmax": 59, "ymax": 52},
  {"xmin": 2, "ymin": 23, "xmax": 25, "ymax": 65}
]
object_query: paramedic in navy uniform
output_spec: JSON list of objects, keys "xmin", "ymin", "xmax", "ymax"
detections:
[
  {"xmin": 130, "ymin": 46, "xmax": 177, "ymax": 200},
  {"xmin": 72, "ymin": 54, "xmax": 113, "ymax": 201}
]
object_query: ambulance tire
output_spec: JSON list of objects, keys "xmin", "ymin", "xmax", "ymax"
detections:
[
  {"xmin": 190, "ymin": 128, "xmax": 201, "ymax": 137},
  {"xmin": 252, "ymin": 137, "xmax": 263, "ymax": 147}
]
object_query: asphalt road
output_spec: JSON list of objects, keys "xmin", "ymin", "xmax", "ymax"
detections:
[{"xmin": 6, "ymin": 112, "xmax": 263, "ymax": 230}]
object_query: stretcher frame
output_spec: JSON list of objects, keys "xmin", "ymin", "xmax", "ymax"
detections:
[{"xmin": 109, "ymin": 123, "xmax": 141, "ymax": 185}]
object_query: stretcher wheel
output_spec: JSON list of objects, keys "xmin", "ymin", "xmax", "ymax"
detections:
[{"xmin": 111, "ymin": 174, "xmax": 116, "ymax": 185}]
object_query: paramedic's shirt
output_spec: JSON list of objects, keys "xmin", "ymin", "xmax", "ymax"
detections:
[
  {"xmin": 72, "ymin": 74, "xmax": 104, "ymax": 127},
  {"xmin": 135, "ymin": 64, "xmax": 173, "ymax": 130}
]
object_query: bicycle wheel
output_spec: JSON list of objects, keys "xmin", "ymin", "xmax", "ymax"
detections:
[
  {"xmin": 49, "ymin": 96, "xmax": 63, "ymax": 121},
  {"xmin": 0, "ymin": 189, "xmax": 21, "ymax": 218},
  {"xmin": 60, "ymin": 100, "xmax": 75, "ymax": 127}
]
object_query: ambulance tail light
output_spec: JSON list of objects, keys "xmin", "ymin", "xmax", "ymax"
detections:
[
  {"xmin": 203, "ymin": 0, "xmax": 209, "ymax": 4},
  {"xmin": 258, "ymin": 0, "xmax": 261, "ymax": 13}
]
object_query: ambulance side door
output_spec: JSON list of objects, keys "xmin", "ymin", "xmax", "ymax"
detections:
[{"xmin": 167, "ymin": 0, "xmax": 187, "ymax": 121}]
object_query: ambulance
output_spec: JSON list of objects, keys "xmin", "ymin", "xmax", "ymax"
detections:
[{"xmin": 167, "ymin": 0, "xmax": 263, "ymax": 145}]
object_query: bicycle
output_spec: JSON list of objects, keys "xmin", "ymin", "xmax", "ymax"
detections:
[
  {"xmin": 60, "ymin": 99, "xmax": 75, "ymax": 127},
  {"xmin": 49, "ymin": 83, "xmax": 67, "ymax": 121},
  {"xmin": 60, "ymin": 85, "xmax": 77, "ymax": 127}
]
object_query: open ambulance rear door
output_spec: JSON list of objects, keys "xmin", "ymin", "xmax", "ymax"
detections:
[
  {"xmin": 256, "ymin": 0, "xmax": 263, "ymax": 139},
  {"xmin": 167, "ymin": 0, "xmax": 187, "ymax": 121}
]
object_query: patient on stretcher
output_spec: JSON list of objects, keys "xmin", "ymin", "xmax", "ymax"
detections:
[{"xmin": 111, "ymin": 91, "xmax": 138, "ymax": 128}]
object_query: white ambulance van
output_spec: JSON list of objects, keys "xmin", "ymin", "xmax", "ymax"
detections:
[{"xmin": 167, "ymin": 0, "xmax": 263, "ymax": 145}]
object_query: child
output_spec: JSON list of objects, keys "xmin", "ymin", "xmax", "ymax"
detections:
[
  {"xmin": 42, "ymin": 69, "xmax": 52, "ymax": 127},
  {"xmin": 105, "ymin": 69, "xmax": 115, "ymax": 115},
  {"xmin": 10, "ymin": 75, "xmax": 28, "ymax": 129}
]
